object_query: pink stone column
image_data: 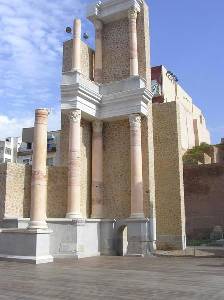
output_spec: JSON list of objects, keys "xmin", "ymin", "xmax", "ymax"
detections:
[
  {"xmin": 72, "ymin": 19, "xmax": 81, "ymax": 72},
  {"xmin": 128, "ymin": 7, "xmax": 139, "ymax": 76},
  {"xmin": 66, "ymin": 110, "xmax": 82, "ymax": 219},
  {"xmin": 129, "ymin": 114, "xmax": 144, "ymax": 218},
  {"xmin": 28, "ymin": 109, "xmax": 49, "ymax": 229},
  {"xmin": 94, "ymin": 19, "xmax": 103, "ymax": 83},
  {"xmin": 91, "ymin": 120, "xmax": 104, "ymax": 218}
]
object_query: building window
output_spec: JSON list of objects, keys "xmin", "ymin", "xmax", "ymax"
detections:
[
  {"xmin": 5, "ymin": 158, "xmax": 11, "ymax": 163},
  {"xmin": 0, "ymin": 147, "xmax": 4, "ymax": 154},
  {"xmin": 5, "ymin": 148, "xmax": 11, "ymax": 155}
]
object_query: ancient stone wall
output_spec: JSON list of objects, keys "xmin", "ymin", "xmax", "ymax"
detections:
[
  {"xmin": 102, "ymin": 3, "xmax": 150, "ymax": 85},
  {"xmin": 103, "ymin": 117, "xmax": 153, "ymax": 219},
  {"xmin": 102, "ymin": 18, "xmax": 130, "ymax": 83},
  {"xmin": 153, "ymin": 102, "xmax": 186, "ymax": 250},
  {"xmin": 184, "ymin": 164, "xmax": 224, "ymax": 240},
  {"xmin": 103, "ymin": 119, "xmax": 131, "ymax": 218},
  {"xmin": 62, "ymin": 39, "xmax": 94, "ymax": 80},
  {"xmin": 0, "ymin": 163, "xmax": 68, "ymax": 219}
]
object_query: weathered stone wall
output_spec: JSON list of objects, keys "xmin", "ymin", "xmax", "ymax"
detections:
[
  {"xmin": 102, "ymin": 3, "xmax": 151, "ymax": 85},
  {"xmin": 4, "ymin": 163, "xmax": 31, "ymax": 218},
  {"xmin": 0, "ymin": 163, "xmax": 68, "ymax": 219},
  {"xmin": 102, "ymin": 18, "xmax": 130, "ymax": 83},
  {"xmin": 60, "ymin": 113, "xmax": 92, "ymax": 217},
  {"xmin": 103, "ymin": 117, "xmax": 153, "ymax": 219},
  {"xmin": 153, "ymin": 102, "xmax": 186, "ymax": 250},
  {"xmin": 184, "ymin": 164, "xmax": 224, "ymax": 240},
  {"xmin": 62, "ymin": 39, "xmax": 94, "ymax": 80},
  {"xmin": 103, "ymin": 119, "xmax": 131, "ymax": 218}
]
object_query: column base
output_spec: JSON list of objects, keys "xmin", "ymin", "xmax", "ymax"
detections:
[
  {"xmin": 129, "ymin": 213, "xmax": 145, "ymax": 219},
  {"xmin": 66, "ymin": 212, "xmax": 82, "ymax": 219},
  {"xmin": 28, "ymin": 220, "xmax": 48, "ymax": 229}
]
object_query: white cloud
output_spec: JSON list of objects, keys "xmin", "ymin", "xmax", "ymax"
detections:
[
  {"xmin": 0, "ymin": 0, "xmax": 90, "ymax": 139},
  {"xmin": 0, "ymin": 108, "xmax": 61, "ymax": 139}
]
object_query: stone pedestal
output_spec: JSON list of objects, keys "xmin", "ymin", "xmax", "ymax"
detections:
[{"xmin": 0, "ymin": 229, "xmax": 53, "ymax": 264}]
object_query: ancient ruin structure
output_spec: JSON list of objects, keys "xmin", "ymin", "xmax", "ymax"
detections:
[{"xmin": 0, "ymin": 0, "xmax": 212, "ymax": 263}]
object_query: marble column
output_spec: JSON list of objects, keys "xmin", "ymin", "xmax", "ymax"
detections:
[
  {"xmin": 128, "ymin": 7, "xmax": 139, "ymax": 76},
  {"xmin": 72, "ymin": 19, "xmax": 81, "ymax": 72},
  {"xmin": 29, "ymin": 108, "xmax": 49, "ymax": 229},
  {"xmin": 94, "ymin": 19, "xmax": 103, "ymax": 83},
  {"xmin": 66, "ymin": 110, "xmax": 82, "ymax": 219},
  {"xmin": 91, "ymin": 120, "xmax": 104, "ymax": 218},
  {"xmin": 129, "ymin": 114, "xmax": 144, "ymax": 218}
]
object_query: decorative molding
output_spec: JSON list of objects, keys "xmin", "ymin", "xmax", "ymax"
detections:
[
  {"xmin": 128, "ymin": 7, "xmax": 138, "ymax": 20},
  {"xmin": 92, "ymin": 120, "xmax": 103, "ymax": 133},
  {"xmin": 69, "ymin": 110, "xmax": 81, "ymax": 123},
  {"xmin": 129, "ymin": 114, "xmax": 141, "ymax": 128}
]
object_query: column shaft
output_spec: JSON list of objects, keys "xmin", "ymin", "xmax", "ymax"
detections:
[
  {"xmin": 94, "ymin": 20, "xmax": 103, "ymax": 83},
  {"xmin": 72, "ymin": 19, "xmax": 81, "ymax": 72},
  {"xmin": 91, "ymin": 120, "xmax": 104, "ymax": 218},
  {"xmin": 66, "ymin": 110, "xmax": 82, "ymax": 219},
  {"xmin": 129, "ymin": 114, "xmax": 144, "ymax": 218},
  {"xmin": 29, "ymin": 108, "xmax": 49, "ymax": 229},
  {"xmin": 128, "ymin": 8, "xmax": 139, "ymax": 76}
]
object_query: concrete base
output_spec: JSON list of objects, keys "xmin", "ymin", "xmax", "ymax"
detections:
[
  {"xmin": 0, "ymin": 228, "xmax": 53, "ymax": 264},
  {"xmin": 0, "ymin": 217, "xmax": 155, "ymax": 258}
]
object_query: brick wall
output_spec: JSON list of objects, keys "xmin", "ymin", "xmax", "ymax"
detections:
[{"xmin": 184, "ymin": 164, "xmax": 224, "ymax": 240}]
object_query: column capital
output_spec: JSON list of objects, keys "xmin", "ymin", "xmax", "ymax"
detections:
[
  {"xmin": 129, "ymin": 114, "xmax": 141, "ymax": 128},
  {"xmin": 128, "ymin": 7, "xmax": 138, "ymax": 20},
  {"xmin": 94, "ymin": 19, "xmax": 103, "ymax": 31},
  {"xmin": 69, "ymin": 110, "xmax": 81, "ymax": 123},
  {"xmin": 92, "ymin": 120, "xmax": 103, "ymax": 133}
]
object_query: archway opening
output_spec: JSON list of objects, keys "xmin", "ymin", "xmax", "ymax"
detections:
[{"xmin": 117, "ymin": 225, "xmax": 128, "ymax": 256}]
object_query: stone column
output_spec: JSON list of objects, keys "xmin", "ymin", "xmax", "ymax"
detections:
[
  {"xmin": 91, "ymin": 120, "xmax": 104, "ymax": 218},
  {"xmin": 94, "ymin": 19, "xmax": 103, "ymax": 83},
  {"xmin": 66, "ymin": 110, "xmax": 82, "ymax": 219},
  {"xmin": 128, "ymin": 7, "xmax": 139, "ymax": 76},
  {"xmin": 29, "ymin": 109, "xmax": 49, "ymax": 229},
  {"xmin": 72, "ymin": 19, "xmax": 81, "ymax": 72},
  {"xmin": 129, "ymin": 114, "xmax": 144, "ymax": 218}
]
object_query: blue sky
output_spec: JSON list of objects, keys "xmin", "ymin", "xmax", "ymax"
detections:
[{"xmin": 0, "ymin": 0, "xmax": 223, "ymax": 144}]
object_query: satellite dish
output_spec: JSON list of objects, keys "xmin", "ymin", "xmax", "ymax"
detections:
[{"xmin": 66, "ymin": 26, "xmax": 72, "ymax": 34}]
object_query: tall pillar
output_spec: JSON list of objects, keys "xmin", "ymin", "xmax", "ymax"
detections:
[
  {"xmin": 94, "ymin": 19, "xmax": 103, "ymax": 83},
  {"xmin": 72, "ymin": 19, "xmax": 81, "ymax": 72},
  {"xmin": 29, "ymin": 109, "xmax": 49, "ymax": 229},
  {"xmin": 66, "ymin": 110, "xmax": 82, "ymax": 219},
  {"xmin": 91, "ymin": 120, "xmax": 104, "ymax": 218},
  {"xmin": 129, "ymin": 114, "xmax": 144, "ymax": 218},
  {"xmin": 128, "ymin": 7, "xmax": 139, "ymax": 76}
]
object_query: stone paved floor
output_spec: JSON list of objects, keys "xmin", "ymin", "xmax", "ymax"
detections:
[{"xmin": 0, "ymin": 256, "xmax": 224, "ymax": 299}]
